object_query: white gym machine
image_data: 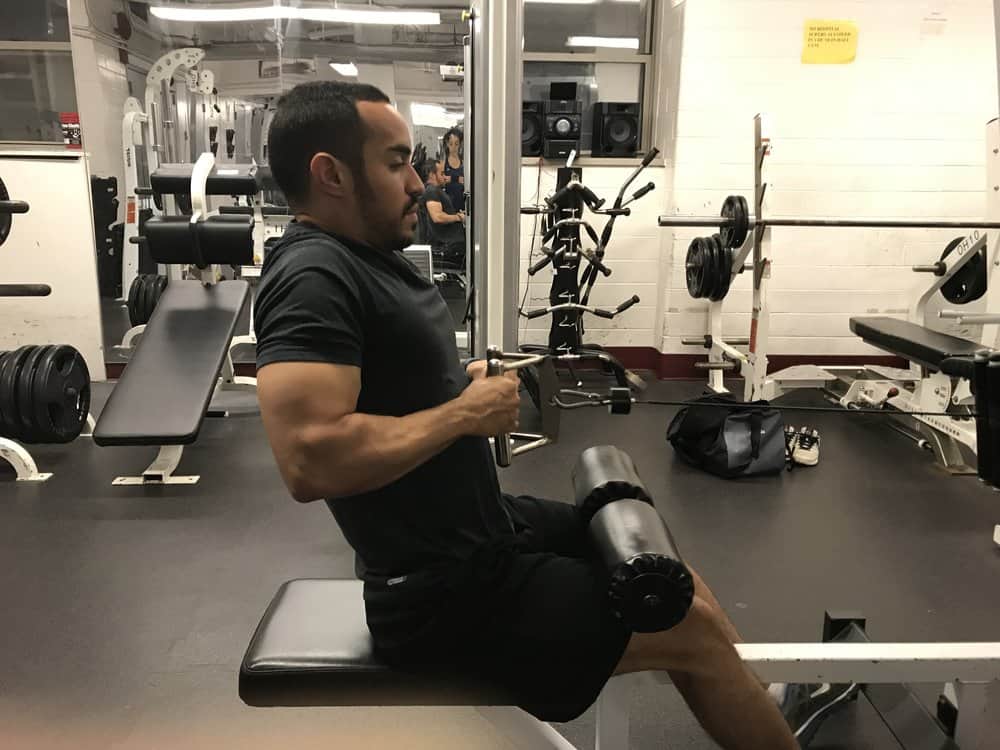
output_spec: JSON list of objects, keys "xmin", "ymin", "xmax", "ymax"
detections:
[
  {"xmin": 674, "ymin": 115, "xmax": 998, "ymax": 476},
  {"xmin": 121, "ymin": 48, "xmax": 215, "ymax": 297}
]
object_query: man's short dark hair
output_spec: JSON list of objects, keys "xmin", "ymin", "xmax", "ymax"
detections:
[
  {"xmin": 418, "ymin": 158, "xmax": 440, "ymax": 184},
  {"xmin": 266, "ymin": 81, "xmax": 390, "ymax": 205}
]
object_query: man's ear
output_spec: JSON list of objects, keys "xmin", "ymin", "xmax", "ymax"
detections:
[{"xmin": 309, "ymin": 152, "xmax": 351, "ymax": 198}]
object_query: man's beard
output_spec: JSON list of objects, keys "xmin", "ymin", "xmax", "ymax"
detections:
[{"xmin": 357, "ymin": 174, "xmax": 414, "ymax": 253}]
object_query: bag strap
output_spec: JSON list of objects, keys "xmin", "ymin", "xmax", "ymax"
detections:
[{"xmin": 749, "ymin": 411, "xmax": 763, "ymax": 460}]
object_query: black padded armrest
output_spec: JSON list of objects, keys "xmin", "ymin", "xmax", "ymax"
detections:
[
  {"xmin": 94, "ymin": 280, "xmax": 249, "ymax": 446},
  {"xmin": 239, "ymin": 579, "xmax": 514, "ymax": 708}
]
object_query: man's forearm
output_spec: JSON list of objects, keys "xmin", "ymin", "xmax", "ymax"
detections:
[{"xmin": 294, "ymin": 398, "xmax": 476, "ymax": 501}]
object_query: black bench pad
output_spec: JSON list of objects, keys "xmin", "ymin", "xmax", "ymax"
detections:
[
  {"xmin": 94, "ymin": 280, "xmax": 248, "ymax": 446},
  {"xmin": 850, "ymin": 316, "xmax": 982, "ymax": 371},
  {"xmin": 239, "ymin": 579, "xmax": 514, "ymax": 708}
]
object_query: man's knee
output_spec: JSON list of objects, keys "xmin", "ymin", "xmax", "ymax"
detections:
[{"xmin": 614, "ymin": 596, "xmax": 738, "ymax": 677}]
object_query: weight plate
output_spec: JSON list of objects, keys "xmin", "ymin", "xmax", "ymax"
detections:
[
  {"xmin": 154, "ymin": 274, "xmax": 168, "ymax": 312},
  {"xmin": 0, "ymin": 351, "xmax": 8, "ymax": 436},
  {"xmin": 31, "ymin": 344, "xmax": 90, "ymax": 443},
  {"xmin": 701, "ymin": 237, "xmax": 718, "ymax": 301},
  {"xmin": 717, "ymin": 243, "xmax": 734, "ymax": 301},
  {"xmin": 686, "ymin": 238, "xmax": 704, "ymax": 298},
  {"xmin": 0, "ymin": 177, "xmax": 11, "ymax": 248},
  {"xmin": 940, "ymin": 237, "xmax": 987, "ymax": 305},
  {"xmin": 708, "ymin": 235, "xmax": 732, "ymax": 301},
  {"xmin": 17, "ymin": 345, "xmax": 50, "ymax": 443},
  {"xmin": 127, "ymin": 275, "xmax": 143, "ymax": 327},
  {"xmin": 737, "ymin": 196, "xmax": 750, "ymax": 247},
  {"xmin": 721, "ymin": 195, "xmax": 750, "ymax": 250},
  {"xmin": 0, "ymin": 346, "xmax": 35, "ymax": 442},
  {"xmin": 138, "ymin": 273, "xmax": 152, "ymax": 325},
  {"xmin": 142, "ymin": 274, "xmax": 156, "ymax": 323}
]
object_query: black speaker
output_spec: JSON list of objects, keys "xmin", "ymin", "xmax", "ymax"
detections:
[
  {"xmin": 522, "ymin": 101, "xmax": 544, "ymax": 157},
  {"xmin": 544, "ymin": 101, "xmax": 582, "ymax": 141},
  {"xmin": 592, "ymin": 102, "xmax": 640, "ymax": 157},
  {"xmin": 543, "ymin": 139, "xmax": 578, "ymax": 160}
]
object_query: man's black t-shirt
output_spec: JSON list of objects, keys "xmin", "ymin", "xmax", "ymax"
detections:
[
  {"xmin": 255, "ymin": 220, "xmax": 512, "ymax": 583},
  {"xmin": 421, "ymin": 184, "xmax": 465, "ymax": 247}
]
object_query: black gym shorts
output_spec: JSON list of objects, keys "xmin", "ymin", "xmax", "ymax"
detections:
[{"xmin": 363, "ymin": 495, "xmax": 633, "ymax": 723}]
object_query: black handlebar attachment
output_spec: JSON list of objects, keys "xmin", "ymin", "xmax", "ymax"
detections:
[
  {"xmin": 487, "ymin": 346, "xmax": 513, "ymax": 468},
  {"xmin": 640, "ymin": 147, "xmax": 660, "ymax": 168}
]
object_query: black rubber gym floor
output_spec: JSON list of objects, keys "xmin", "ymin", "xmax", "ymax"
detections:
[{"xmin": 1, "ymin": 377, "xmax": 998, "ymax": 749}]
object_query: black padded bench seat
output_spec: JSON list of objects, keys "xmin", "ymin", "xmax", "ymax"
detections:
[
  {"xmin": 850, "ymin": 316, "xmax": 983, "ymax": 372},
  {"xmin": 94, "ymin": 280, "xmax": 248, "ymax": 447},
  {"xmin": 239, "ymin": 579, "xmax": 514, "ymax": 708}
]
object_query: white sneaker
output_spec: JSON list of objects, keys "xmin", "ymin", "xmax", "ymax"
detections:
[
  {"xmin": 792, "ymin": 428, "xmax": 820, "ymax": 467},
  {"xmin": 784, "ymin": 425, "xmax": 799, "ymax": 465}
]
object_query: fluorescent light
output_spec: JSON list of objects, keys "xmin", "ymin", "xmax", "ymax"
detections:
[
  {"xmin": 330, "ymin": 62, "xmax": 359, "ymax": 77},
  {"xmin": 411, "ymin": 102, "xmax": 464, "ymax": 129},
  {"xmin": 525, "ymin": 0, "xmax": 598, "ymax": 4},
  {"xmin": 150, "ymin": 4, "xmax": 440, "ymax": 25},
  {"xmin": 566, "ymin": 35, "xmax": 640, "ymax": 50}
]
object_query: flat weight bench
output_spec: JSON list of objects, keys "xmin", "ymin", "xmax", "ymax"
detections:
[
  {"xmin": 94, "ymin": 280, "xmax": 249, "ymax": 484},
  {"xmin": 241, "ymin": 447, "xmax": 696, "ymax": 749},
  {"xmin": 240, "ymin": 579, "xmax": 630, "ymax": 750},
  {"xmin": 850, "ymin": 316, "xmax": 983, "ymax": 372}
]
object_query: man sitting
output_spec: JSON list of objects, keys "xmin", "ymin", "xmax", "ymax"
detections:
[
  {"xmin": 419, "ymin": 158, "xmax": 466, "ymax": 270},
  {"xmin": 254, "ymin": 80, "xmax": 856, "ymax": 750}
]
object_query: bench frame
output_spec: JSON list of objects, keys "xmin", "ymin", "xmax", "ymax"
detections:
[{"xmin": 240, "ymin": 581, "xmax": 1000, "ymax": 750}]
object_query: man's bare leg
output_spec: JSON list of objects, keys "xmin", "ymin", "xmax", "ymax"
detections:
[{"xmin": 614, "ymin": 594, "xmax": 797, "ymax": 750}]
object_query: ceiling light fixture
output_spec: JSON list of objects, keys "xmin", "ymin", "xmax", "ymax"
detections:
[
  {"xmin": 330, "ymin": 62, "xmax": 359, "ymax": 77},
  {"xmin": 150, "ymin": 4, "xmax": 440, "ymax": 25},
  {"xmin": 566, "ymin": 35, "xmax": 640, "ymax": 50}
]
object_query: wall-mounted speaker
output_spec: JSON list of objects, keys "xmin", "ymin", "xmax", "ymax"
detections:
[{"xmin": 592, "ymin": 102, "xmax": 640, "ymax": 157}]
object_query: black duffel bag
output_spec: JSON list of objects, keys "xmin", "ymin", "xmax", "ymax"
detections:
[{"xmin": 666, "ymin": 395, "xmax": 786, "ymax": 478}]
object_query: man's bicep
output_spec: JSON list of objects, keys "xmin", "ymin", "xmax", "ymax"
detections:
[
  {"xmin": 425, "ymin": 200, "xmax": 446, "ymax": 221},
  {"xmin": 258, "ymin": 362, "xmax": 361, "ymax": 442}
]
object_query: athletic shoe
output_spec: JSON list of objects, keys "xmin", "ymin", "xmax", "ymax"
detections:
[
  {"xmin": 792, "ymin": 428, "xmax": 820, "ymax": 467},
  {"xmin": 784, "ymin": 425, "xmax": 799, "ymax": 465},
  {"xmin": 772, "ymin": 682, "xmax": 860, "ymax": 747}
]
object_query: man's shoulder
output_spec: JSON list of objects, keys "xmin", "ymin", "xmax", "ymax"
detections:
[
  {"xmin": 267, "ymin": 223, "xmax": 360, "ymax": 271},
  {"xmin": 422, "ymin": 185, "xmax": 444, "ymax": 202}
]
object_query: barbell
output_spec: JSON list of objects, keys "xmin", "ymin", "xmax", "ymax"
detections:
[
  {"xmin": 685, "ymin": 233, "xmax": 988, "ymax": 303},
  {"xmin": 660, "ymin": 194, "xmax": 1000, "ymax": 250}
]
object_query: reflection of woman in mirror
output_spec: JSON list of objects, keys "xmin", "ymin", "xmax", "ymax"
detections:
[{"xmin": 441, "ymin": 127, "xmax": 465, "ymax": 211}]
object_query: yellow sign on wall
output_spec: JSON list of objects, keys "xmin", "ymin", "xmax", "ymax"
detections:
[{"xmin": 802, "ymin": 20, "xmax": 858, "ymax": 64}]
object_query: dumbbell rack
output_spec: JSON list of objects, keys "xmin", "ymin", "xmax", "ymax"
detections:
[{"xmin": 518, "ymin": 164, "xmax": 647, "ymax": 408}]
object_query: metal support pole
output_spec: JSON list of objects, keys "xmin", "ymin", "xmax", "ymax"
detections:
[{"xmin": 747, "ymin": 114, "xmax": 771, "ymax": 402}]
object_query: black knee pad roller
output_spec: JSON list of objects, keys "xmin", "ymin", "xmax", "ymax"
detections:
[{"xmin": 571, "ymin": 445, "xmax": 694, "ymax": 633}]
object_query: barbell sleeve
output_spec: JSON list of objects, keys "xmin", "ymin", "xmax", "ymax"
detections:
[
  {"xmin": 0, "ymin": 200, "xmax": 29, "ymax": 215},
  {"xmin": 912, "ymin": 263, "xmax": 946, "ymax": 275},
  {"xmin": 0, "ymin": 283, "xmax": 51, "ymax": 297}
]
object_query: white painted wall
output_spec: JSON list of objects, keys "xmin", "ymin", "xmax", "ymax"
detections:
[
  {"xmin": 518, "ymin": 0, "xmax": 999, "ymax": 360},
  {"xmin": 662, "ymin": 0, "xmax": 998, "ymax": 357}
]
